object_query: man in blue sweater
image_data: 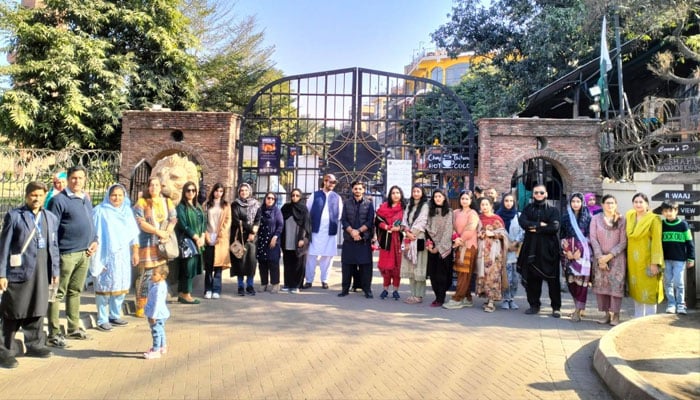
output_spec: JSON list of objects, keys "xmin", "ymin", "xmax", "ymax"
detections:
[{"xmin": 46, "ymin": 166, "xmax": 98, "ymax": 347}]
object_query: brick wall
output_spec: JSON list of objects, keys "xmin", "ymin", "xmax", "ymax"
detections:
[
  {"xmin": 120, "ymin": 111, "xmax": 241, "ymax": 201},
  {"xmin": 476, "ymin": 118, "xmax": 601, "ymax": 196}
]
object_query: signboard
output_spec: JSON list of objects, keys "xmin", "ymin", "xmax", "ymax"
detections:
[
  {"xmin": 651, "ymin": 190, "xmax": 700, "ymax": 202},
  {"xmin": 425, "ymin": 147, "xmax": 470, "ymax": 170},
  {"xmin": 287, "ymin": 146, "xmax": 299, "ymax": 169},
  {"xmin": 257, "ymin": 136, "xmax": 281, "ymax": 175},
  {"xmin": 654, "ymin": 142, "xmax": 700, "ymax": 155},
  {"xmin": 655, "ymin": 156, "xmax": 700, "ymax": 172},
  {"xmin": 679, "ymin": 205, "xmax": 700, "ymax": 216},
  {"xmin": 386, "ymin": 159, "xmax": 413, "ymax": 201},
  {"xmin": 687, "ymin": 220, "xmax": 700, "ymax": 232}
]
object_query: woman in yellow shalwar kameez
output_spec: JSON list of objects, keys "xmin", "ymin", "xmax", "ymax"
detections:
[{"xmin": 625, "ymin": 192, "xmax": 664, "ymax": 318}]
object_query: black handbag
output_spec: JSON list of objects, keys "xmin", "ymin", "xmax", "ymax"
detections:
[
  {"xmin": 179, "ymin": 237, "xmax": 199, "ymax": 259},
  {"xmin": 375, "ymin": 215, "xmax": 391, "ymax": 250}
]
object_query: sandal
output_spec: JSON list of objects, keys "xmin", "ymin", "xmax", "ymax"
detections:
[
  {"xmin": 483, "ymin": 301, "xmax": 495, "ymax": 313},
  {"xmin": 609, "ymin": 313, "xmax": 620, "ymax": 326},
  {"xmin": 570, "ymin": 310, "xmax": 581, "ymax": 322}
]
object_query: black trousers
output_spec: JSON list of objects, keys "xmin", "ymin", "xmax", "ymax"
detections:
[
  {"xmin": 341, "ymin": 263, "xmax": 372, "ymax": 294},
  {"xmin": 525, "ymin": 269, "xmax": 562, "ymax": 310},
  {"xmin": 258, "ymin": 259, "xmax": 280, "ymax": 286},
  {"xmin": 427, "ymin": 252, "xmax": 454, "ymax": 303},
  {"xmin": 282, "ymin": 250, "xmax": 305, "ymax": 289},
  {"xmin": 2, "ymin": 316, "xmax": 45, "ymax": 356}
]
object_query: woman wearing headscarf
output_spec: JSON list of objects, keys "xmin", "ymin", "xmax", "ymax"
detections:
[
  {"xmin": 255, "ymin": 192, "xmax": 284, "ymax": 293},
  {"xmin": 375, "ymin": 185, "xmax": 405, "ymax": 300},
  {"xmin": 202, "ymin": 183, "xmax": 231, "ymax": 299},
  {"xmin": 401, "ymin": 185, "xmax": 429, "ymax": 304},
  {"xmin": 133, "ymin": 177, "xmax": 177, "ymax": 317},
  {"xmin": 90, "ymin": 184, "xmax": 140, "ymax": 331},
  {"xmin": 584, "ymin": 193, "xmax": 602, "ymax": 216},
  {"xmin": 425, "ymin": 188, "xmax": 454, "ymax": 307},
  {"xmin": 281, "ymin": 188, "xmax": 311, "ymax": 293},
  {"xmin": 230, "ymin": 182, "xmax": 260, "ymax": 296},
  {"xmin": 626, "ymin": 192, "xmax": 664, "ymax": 318},
  {"xmin": 496, "ymin": 192, "xmax": 524, "ymax": 310},
  {"xmin": 175, "ymin": 181, "xmax": 206, "ymax": 304},
  {"xmin": 560, "ymin": 192, "xmax": 593, "ymax": 322}
]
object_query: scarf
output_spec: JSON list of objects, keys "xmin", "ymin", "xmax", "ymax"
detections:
[
  {"xmin": 376, "ymin": 201, "xmax": 404, "ymax": 225},
  {"xmin": 90, "ymin": 184, "xmax": 140, "ymax": 276},
  {"xmin": 496, "ymin": 201, "xmax": 518, "ymax": 232},
  {"xmin": 584, "ymin": 192, "xmax": 602, "ymax": 215}
]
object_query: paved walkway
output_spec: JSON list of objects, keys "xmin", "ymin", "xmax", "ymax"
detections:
[{"xmin": 0, "ymin": 258, "xmax": 656, "ymax": 399}]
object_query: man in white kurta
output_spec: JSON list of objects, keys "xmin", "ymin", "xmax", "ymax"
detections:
[{"xmin": 304, "ymin": 174, "xmax": 343, "ymax": 289}]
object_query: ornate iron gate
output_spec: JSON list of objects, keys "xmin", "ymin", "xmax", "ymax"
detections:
[{"xmin": 240, "ymin": 67, "xmax": 476, "ymax": 200}]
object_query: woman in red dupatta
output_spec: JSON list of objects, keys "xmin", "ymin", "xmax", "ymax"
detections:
[{"xmin": 376, "ymin": 186, "xmax": 405, "ymax": 300}]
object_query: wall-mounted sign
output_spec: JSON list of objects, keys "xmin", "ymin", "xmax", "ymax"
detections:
[
  {"xmin": 425, "ymin": 147, "xmax": 470, "ymax": 170},
  {"xmin": 654, "ymin": 142, "xmax": 700, "ymax": 155},
  {"xmin": 651, "ymin": 190, "xmax": 700, "ymax": 203},
  {"xmin": 258, "ymin": 136, "xmax": 281, "ymax": 175},
  {"xmin": 655, "ymin": 156, "xmax": 700, "ymax": 172}
]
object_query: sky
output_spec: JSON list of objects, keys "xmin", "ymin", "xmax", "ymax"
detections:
[{"xmin": 232, "ymin": 0, "xmax": 456, "ymax": 76}]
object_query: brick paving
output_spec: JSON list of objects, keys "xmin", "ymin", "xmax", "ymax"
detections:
[{"xmin": 0, "ymin": 257, "xmax": 622, "ymax": 399}]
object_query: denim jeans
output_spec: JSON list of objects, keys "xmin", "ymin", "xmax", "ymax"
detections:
[
  {"xmin": 502, "ymin": 262, "xmax": 520, "ymax": 301},
  {"xmin": 663, "ymin": 259, "xmax": 686, "ymax": 308},
  {"xmin": 205, "ymin": 267, "xmax": 222, "ymax": 294},
  {"xmin": 237, "ymin": 275, "xmax": 254, "ymax": 288},
  {"xmin": 150, "ymin": 319, "xmax": 167, "ymax": 351},
  {"xmin": 95, "ymin": 294, "xmax": 126, "ymax": 325}
]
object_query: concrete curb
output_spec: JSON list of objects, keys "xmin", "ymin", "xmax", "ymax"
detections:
[{"xmin": 593, "ymin": 314, "xmax": 675, "ymax": 400}]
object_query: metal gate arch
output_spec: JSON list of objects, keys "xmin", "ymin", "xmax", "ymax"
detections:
[{"xmin": 239, "ymin": 67, "xmax": 476, "ymax": 199}]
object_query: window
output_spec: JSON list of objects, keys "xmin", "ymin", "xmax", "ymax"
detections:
[
  {"xmin": 430, "ymin": 67, "xmax": 443, "ymax": 84},
  {"xmin": 445, "ymin": 63, "xmax": 470, "ymax": 86}
]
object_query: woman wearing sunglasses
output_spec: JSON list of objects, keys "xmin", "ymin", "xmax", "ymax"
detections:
[
  {"xmin": 281, "ymin": 189, "xmax": 311, "ymax": 293},
  {"xmin": 175, "ymin": 182, "xmax": 206, "ymax": 304},
  {"xmin": 255, "ymin": 192, "xmax": 284, "ymax": 293}
]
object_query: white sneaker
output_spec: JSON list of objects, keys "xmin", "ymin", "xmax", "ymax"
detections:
[
  {"xmin": 290, "ymin": 288, "xmax": 300, "ymax": 294},
  {"xmin": 461, "ymin": 299, "xmax": 473, "ymax": 307},
  {"xmin": 677, "ymin": 305, "xmax": 687, "ymax": 315},
  {"xmin": 665, "ymin": 306, "xmax": 676, "ymax": 314},
  {"xmin": 212, "ymin": 292, "xmax": 220, "ymax": 299},
  {"xmin": 442, "ymin": 299, "xmax": 465, "ymax": 310},
  {"xmin": 204, "ymin": 291, "xmax": 212, "ymax": 299},
  {"xmin": 509, "ymin": 300, "xmax": 519, "ymax": 310},
  {"xmin": 500, "ymin": 300, "xmax": 510, "ymax": 310}
]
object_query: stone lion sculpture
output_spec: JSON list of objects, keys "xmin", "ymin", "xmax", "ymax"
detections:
[{"xmin": 151, "ymin": 154, "xmax": 199, "ymax": 204}]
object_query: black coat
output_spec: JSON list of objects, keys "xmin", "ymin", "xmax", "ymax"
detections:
[{"xmin": 517, "ymin": 200, "xmax": 561, "ymax": 277}]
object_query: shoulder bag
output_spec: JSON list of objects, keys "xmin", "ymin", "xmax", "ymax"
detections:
[{"xmin": 230, "ymin": 221, "xmax": 246, "ymax": 259}]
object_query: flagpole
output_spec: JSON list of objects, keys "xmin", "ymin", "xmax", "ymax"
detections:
[{"xmin": 614, "ymin": 1, "xmax": 625, "ymax": 118}]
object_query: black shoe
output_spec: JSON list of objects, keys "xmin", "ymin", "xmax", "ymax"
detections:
[
  {"xmin": 47, "ymin": 334, "xmax": 66, "ymax": 348},
  {"xmin": 302, "ymin": 282, "xmax": 312, "ymax": 289},
  {"xmin": 552, "ymin": 310, "xmax": 561, "ymax": 318},
  {"xmin": 365, "ymin": 291, "xmax": 374, "ymax": 299},
  {"xmin": 524, "ymin": 307, "xmax": 540, "ymax": 315},
  {"xmin": 380, "ymin": 290, "xmax": 389, "ymax": 300},
  {"xmin": 66, "ymin": 328, "xmax": 89, "ymax": 340},
  {"xmin": 337, "ymin": 291, "xmax": 349, "ymax": 297},
  {"xmin": 321, "ymin": 282, "xmax": 329, "ymax": 289},
  {"xmin": 246, "ymin": 286, "xmax": 256, "ymax": 296},
  {"xmin": 237, "ymin": 287, "xmax": 245, "ymax": 296},
  {"xmin": 109, "ymin": 318, "xmax": 129, "ymax": 326},
  {"xmin": 25, "ymin": 347, "xmax": 52, "ymax": 358},
  {"xmin": 392, "ymin": 291, "xmax": 400, "ymax": 300},
  {"xmin": 0, "ymin": 355, "xmax": 18, "ymax": 369}
]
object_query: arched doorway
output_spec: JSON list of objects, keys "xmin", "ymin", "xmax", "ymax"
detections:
[{"xmin": 511, "ymin": 157, "xmax": 565, "ymax": 211}]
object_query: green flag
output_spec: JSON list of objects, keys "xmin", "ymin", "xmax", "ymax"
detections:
[{"xmin": 598, "ymin": 16, "xmax": 612, "ymax": 112}]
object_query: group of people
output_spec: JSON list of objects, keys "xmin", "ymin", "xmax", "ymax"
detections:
[{"xmin": 0, "ymin": 169, "xmax": 695, "ymax": 369}]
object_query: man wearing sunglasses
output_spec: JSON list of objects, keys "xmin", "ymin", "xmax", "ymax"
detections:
[
  {"xmin": 517, "ymin": 184, "xmax": 562, "ymax": 318},
  {"xmin": 304, "ymin": 174, "xmax": 343, "ymax": 289}
]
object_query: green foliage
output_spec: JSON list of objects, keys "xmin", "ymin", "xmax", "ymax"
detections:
[
  {"xmin": 0, "ymin": 0, "xmax": 197, "ymax": 150},
  {"xmin": 402, "ymin": 87, "xmax": 467, "ymax": 147}
]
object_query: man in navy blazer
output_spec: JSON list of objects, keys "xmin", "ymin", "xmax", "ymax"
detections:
[{"xmin": 0, "ymin": 181, "xmax": 60, "ymax": 369}]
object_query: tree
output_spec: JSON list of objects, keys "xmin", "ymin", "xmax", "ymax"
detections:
[
  {"xmin": 182, "ymin": 0, "xmax": 282, "ymax": 114},
  {"xmin": 0, "ymin": 0, "xmax": 198, "ymax": 149}
]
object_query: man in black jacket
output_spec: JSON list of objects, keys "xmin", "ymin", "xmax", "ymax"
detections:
[
  {"xmin": 517, "ymin": 184, "xmax": 562, "ymax": 318},
  {"xmin": 338, "ymin": 181, "xmax": 375, "ymax": 298}
]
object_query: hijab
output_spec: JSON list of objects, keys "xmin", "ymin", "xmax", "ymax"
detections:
[
  {"xmin": 496, "ymin": 194, "xmax": 518, "ymax": 232},
  {"xmin": 90, "ymin": 184, "xmax": 140, "ymax": 276},
  {"xmin": 584, "ymin": 192, "xmax": 602, "ymax": 215}
]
